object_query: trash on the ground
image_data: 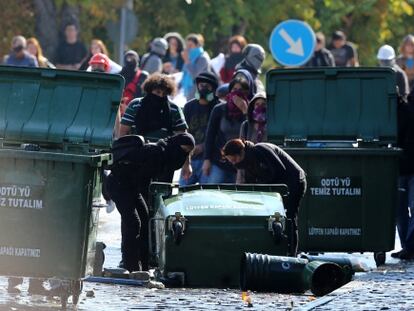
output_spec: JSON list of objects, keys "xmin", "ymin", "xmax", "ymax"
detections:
[
  {"xmin": 147, "ymin": 280, "xmax": 165, "ymax": 289},
  {"xmin": 86, "ymin": 290, "xmax": 95, "ymax": 298},
  {"xmin": 84, "ymin": 276, "xmax": 147, "ymax": 286},
  {"xmin": 241, "ymin": 291, "xmax": 253, "ymax": 307},
  {"xmin": 241, "ymin": 253, "xmax": 354, "ymax": 296},
  {"xmin": 103, "ymin": 268, "xmax": 130, "ymax": 279},
  {"xmin": 129, "ymin": 271, "xmax": 150, "ymax": 281}
]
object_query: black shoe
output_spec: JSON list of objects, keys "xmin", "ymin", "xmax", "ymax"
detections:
[
  {"xmin": 391, "ymin": 249, "xmax": 405, "ymax": 258},
  {"xmin": 399, "ymin": 249, "xmax": 414, "ymax": 260}
]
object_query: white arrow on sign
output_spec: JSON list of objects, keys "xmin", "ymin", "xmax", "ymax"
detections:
[{"xmin": 278, "ymin": 28, "xmax": 304, "ymax": 57}]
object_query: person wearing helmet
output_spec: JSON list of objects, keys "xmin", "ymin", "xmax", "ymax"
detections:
[
  {"xmin": 179, "ymin": 72, "xmax": 219, "ymax": 185},
  {"xmin": 140, "ymin": 37, "xmax": 168, "ymax": 74},
  {"xmin": 88, "ymin": 53, "xmax": 111, "ymax": 73},
  {"xmin": 377, "ymin": 44, "xmax": 409, "ymax": 98},
  {"xmin": 234, "ymin": 43, "xmax": 266, "ymax": 93},
  {"xmin": 180, "ymin": 34, "xmax": 212, "ymax": 100},
  {"xmin": 106, "ymin": 133, "xmax": 195, "ymax": 271}
]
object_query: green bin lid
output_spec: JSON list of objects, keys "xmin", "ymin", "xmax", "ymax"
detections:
[
  {"xmin": 0, "ymin": 66, "xmax": 124, "ymax": 150},
  {"xmin": 266, "ymin": 67, "xmax": 398, "ymax": 143}
]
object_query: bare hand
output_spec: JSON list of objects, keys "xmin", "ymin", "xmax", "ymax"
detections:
[
  {"xmin": 202, "ymin": 160, "xmax": 211, "ymax": 176},
  {"xmin": 193, "ymin": 144, "xmax": 203, "ymax": 157},
  {"xmin": 181, "ymin": 50, "xmax": 189, "ymax": 63},
  {"xmin": 233, "ymin": 95, "xmax": 248, "ymax": 114},
  {"xmin": 181, "ymin": 163, "xmax": 193, "ymax": 181}
]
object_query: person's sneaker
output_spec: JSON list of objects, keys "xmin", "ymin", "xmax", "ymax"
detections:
[
  {"xmin": 391, "ymin": 249, "xmax": 405, "ymax": 258},
  {"xmin": 399, "ymin": 249, "xmax": 414, "ymax": 260}
]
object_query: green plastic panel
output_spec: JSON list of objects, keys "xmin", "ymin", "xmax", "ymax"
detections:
[
  {"xmin": 0, "ymin": 66, "xmax": 124, "ymax": 150},
  {"xmin": 266, "ymin": 67, "xmax": 398, "ymax": 143}
]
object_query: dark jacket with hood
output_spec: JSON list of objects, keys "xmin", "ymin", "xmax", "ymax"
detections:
[
  {"xmin": 204, "ymin": 70, "xmax": 256, "ymax": 171},
  {"xmin": 398, "ymin": 93, "xmax": 414, "ymax": 175},
  {"xmin": 237, "ymin": 141, "xmax": 306, "ymax": 186}
]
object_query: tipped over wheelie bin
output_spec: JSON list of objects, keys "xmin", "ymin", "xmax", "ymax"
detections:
[
  {"xmin": 266, "ymin": 67, "xmax": 401, "ymax": 266},
  {"xmin": 149, "ymin": 183, "xmax": 292, "ymax": 288},
  {"xmin": 0, "ymin": 66, "xmax": 123, "ymax": 306}
]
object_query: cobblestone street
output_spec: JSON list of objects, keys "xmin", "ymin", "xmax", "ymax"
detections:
[{"xmin": 0, "ymin": 210, "xmax": 412, "ymax": 310}]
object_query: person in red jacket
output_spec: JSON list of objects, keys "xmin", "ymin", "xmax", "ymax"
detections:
[{"xmin": 220, "ymin": 35, "xmax": 247, "ymax": 83}]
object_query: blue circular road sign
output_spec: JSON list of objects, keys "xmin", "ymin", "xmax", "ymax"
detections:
[{"xmin": 269, "ymin": 19, "xmax": 316, "ymax": 67}]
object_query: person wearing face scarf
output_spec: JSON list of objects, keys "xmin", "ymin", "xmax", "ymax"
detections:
[
  {"xmin": 180, "ymin": 34, "xmax": 211, "ymax": 100},
  {"xmin": 222, "ymin": 139, "xmax": 306, "ymax": 256},
  {"xmin": 220, "ymin": 35, "xmax": 247, "ymax": 83},
  {"xmin": 235, "ymin": 44, "xmax": 266, "ymax": 94},
  {"xmin": 3, "ymin": 35, "xmax": 38, "ymax": 67},
  {"xmin": 119, "ymin": 50, "xmax": 149, "ymax": 116},
  {"xmin": 202, "ymin": 75, "xmax": 252, "ymax": 183},
  {"xmin": 179, "ymin": 72, "xmax": 219, "ymax": 185},
  {"xmin": 240, "ymin": 92, "xmax": 267, "ymax": 143},
  {"xmin": 107, "ymin": 133, "xmax": 195, "ymax": 271}
]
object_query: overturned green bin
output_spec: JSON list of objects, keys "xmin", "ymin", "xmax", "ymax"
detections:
[
  {"xmin": 0, "ymin": 66, "xmax": 122, "ymax": 281},
  {"xmin": 266, "ymin": 68, "xmax": 400, "ymax": 265}
]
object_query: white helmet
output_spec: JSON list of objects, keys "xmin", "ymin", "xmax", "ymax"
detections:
[{"xmin": 377, "ymin": 45, "xmax": 395, "ymax": 60}]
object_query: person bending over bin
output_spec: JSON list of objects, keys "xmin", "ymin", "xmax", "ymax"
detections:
[
  {"xmin": 222, "ymin": 139, "xmax": 306, "ymax": 256},
  {"xmin": 106, "ymin": 133, "xmax": 195, "ymax": 272}
]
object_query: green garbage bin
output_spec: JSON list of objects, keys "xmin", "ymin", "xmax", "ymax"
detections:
[
  {"xmin": 0, "ymin": 66, "xmax": 123, "ymax": 280},
  {"xmin": 149, "ymin": 183, "xmax": 291, "ymax": 287},
  {"xmin": 266, "ymin": 67, "xmax": 400, "ymax": 265}
]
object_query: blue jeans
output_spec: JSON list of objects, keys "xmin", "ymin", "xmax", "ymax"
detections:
[
  {"xmin": 397, "ymin": 175, "xmax": 414, "ymax": 251},
  {"xmin": 179, "ymin": 159, "xmax": 209, "ymax": 186},
  {"xmin": 205, "ymin": 163, "xmax": 236, "ymax": 184}
]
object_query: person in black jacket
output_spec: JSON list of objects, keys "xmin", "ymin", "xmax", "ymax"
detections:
[
  {"xmin": 222, "ymin": 139, "xmax": 307, "ymax": 255},
  {"xmin": 106, "ymin": 133, "xmax": 195, "ymax": 271},
  {"xmin": 305, "ymin": 32, "xmax": 335, "ymax": 67},
  {"xmin": 392, "ymin": 92, "xmax": 414, "ymax": 260}
]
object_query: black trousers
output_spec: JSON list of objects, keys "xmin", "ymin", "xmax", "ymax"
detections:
[
  {"xmin": 107, "ymin": 172, "xmax": 149, "ymax": 271},
  {"xmin": 282, "ymin": 178, "xmax": 307, "ymax": 256}
]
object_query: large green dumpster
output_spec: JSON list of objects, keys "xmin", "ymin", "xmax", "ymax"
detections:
[
  {"xmin": 266, "ymin": 68, "xmax": 400, "ymax": 265},
  {"xmin": 149, "ymin": 183, "xmax": 291, "ymax": 287},
  {"xmin": 0, "ymin": 66, "xmax": 123, "ymax": 280}
]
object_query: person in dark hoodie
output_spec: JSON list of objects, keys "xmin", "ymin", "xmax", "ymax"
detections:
[
  {"xmin": 163, "ymin": 32, "xmax": 185, "ymax": 73},
  {"xmin": 179, "ymin": 72, "xmax": 219, "ymax": 185},
  {"xmin": 107, "ymin": 133, "xmax": 195, "ymax": 271},
  {"xmin": 235, "ymin": 43, "xmax": 266, "ymax": 93},
  {"xmin": 141, "ymin": 37, "xmax": 169, "ymax": 74},
  {"xmin": 220, "ymin": 35, "xmax": 247, "ymax": 83},
  {"xmin": 222, "ymin": 139, "xmax": 306, "ymax": 256},
  {"xmin": 202, "ymin": 72, "xmax": 254, "ymax": 183},
  {"xmin": 392, "ymin": 91, "xmax": 414, "ymax": 260},
  {"xmin": 240, "ymin": 92, "xmax": 267, "ymax": 143}
]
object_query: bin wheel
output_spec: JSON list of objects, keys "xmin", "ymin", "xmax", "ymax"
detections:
[{"xmin": 374, "ymin": 251, "xmax": 386, "ymax": 266}]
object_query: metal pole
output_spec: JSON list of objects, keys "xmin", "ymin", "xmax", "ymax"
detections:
[{"xmin": 119, "ymin": 5, "xmax": 126, "ymax": 65}]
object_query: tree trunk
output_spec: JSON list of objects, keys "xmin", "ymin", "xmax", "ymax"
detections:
[{"xmin": 33, "ymin": 0, "xmax": 58, "ymax": 61}]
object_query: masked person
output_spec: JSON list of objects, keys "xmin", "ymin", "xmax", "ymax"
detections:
[
  {"xmin": 222, "ymin": 139, "xmax": 307, "ymax": 256},
  {"xmin": 107, "ymin": 133, "xmax": 195, "ymax": 271},
  {"xmin": 202, "ymin": 74, "xmax": 254, "ymax": 183},
  {"xmin": 179, "ymin": 72, "xmax": 219, "ymax": 185},
  {"xmin": 119, "ymin": 50, "xmax": 149, "ymax": 116},
  {"xmin": 3, "ymin": 35, "xmax": 38, "ymax": 67},
  {"xmin": 220, "ymin": 35, "xmax": 247, "ymax": 83},
  {"xmin": 235, "ymin": 44, "xmax": 265, "ymax": 93},
  {"xmin": 180, "ymin": 34, "xmax": 211, "ymax": 100}
]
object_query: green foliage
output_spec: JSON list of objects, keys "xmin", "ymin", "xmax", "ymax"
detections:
[{"xmin": 1, "ymin": 0, "xmax": 414, "ymax": 66}]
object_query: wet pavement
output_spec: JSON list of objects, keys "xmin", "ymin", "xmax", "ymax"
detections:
[{"xmin": 0, "ymin": 208, "xmax": 410, "ymax": 310}]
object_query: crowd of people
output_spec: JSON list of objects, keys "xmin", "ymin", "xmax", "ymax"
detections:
[{"xmin": 3, "ymin": 22, "xmax": 414, "ymax": 272}]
